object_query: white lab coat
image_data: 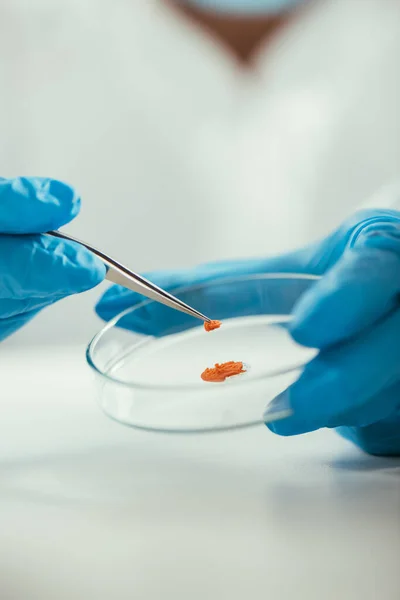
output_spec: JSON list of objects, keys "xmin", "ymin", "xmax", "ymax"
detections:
[{"xmin": 1, "ymin": 0, "xmax": 400, "ymax": 344}]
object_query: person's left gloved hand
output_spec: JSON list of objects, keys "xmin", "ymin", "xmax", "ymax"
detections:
[{"xmin": 96, "ymin": 209, "xmax": 400, "ymax": 456}]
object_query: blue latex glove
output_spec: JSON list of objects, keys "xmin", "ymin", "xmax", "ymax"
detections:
[
  {"xmin": 178, "ymin": 0, "xmax": 306, "ymax": 15},
  {"xmin": 0, "ymin": 177, "xmax": 106, "ymax": 341},
  {"xmin": 96, "ymin": 209, "xmax": 400, "ymax": 456}
]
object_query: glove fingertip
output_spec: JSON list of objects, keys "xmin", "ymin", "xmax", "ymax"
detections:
[
  {"xmin": 265, "ymin": 417, "xmax": 315, "ymax": 437},
  {"xmin": 0, "ymin": 177, "xmax": 81, "ymax": 233},
  {"xmin": 37, "ymin": 178, "xmax": 81, "ymax": 229},
  {"xmin": 263, "ymin": 389, "xmax": 314, "ymax": 436},
  {"xmin": 289, "ymin": 291, "xmax": 338, "ymax": 349},
  {"xmin": 95, "ymin": 297, "xmax": 115, "ymax": 322},
  {"xmin": 265, "ymin": 421, "xmax": 292, "ymax": 436},
  {"xmin": 77, "ymin": 256, "xmax": 107, "ymax": 293},
  {"xmin": 61, "ymin": 244, "xmax": 106, "ymax": 295},
  {"xmin": 45, "ymin": 178, "xmax": 81, "ymax": 225},
  {"xmin": 89, "ymin": 260, "xmax": 107, "ymax": 289},
  {"xmin": 95, "ymin": 286, "xmax": 137, "ymax": 322},
  {"xmin": 288, "ymin": 318, "xmax": 318, "ymax": 348}
]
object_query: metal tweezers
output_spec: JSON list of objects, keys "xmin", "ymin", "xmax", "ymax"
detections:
[{"xmin": 47, "ymin": 230, "xmax": 211, "ymax": 323}]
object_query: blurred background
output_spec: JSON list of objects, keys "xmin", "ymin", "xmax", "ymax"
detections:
[{"xmin": 2, "ymin": 0, "xmax": 400, "ymax": 346}]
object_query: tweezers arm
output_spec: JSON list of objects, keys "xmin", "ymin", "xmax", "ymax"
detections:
[
  {"xmin": 47, "ymin": 230, "xmax": 210, "ymax": 323},
  {"xmin": 106, "ymin": 267, "xmax": 209, "ymax": 319},
  {"xmin": 106, "ymin": 267, "xmax": 167, "ymax": 302}
]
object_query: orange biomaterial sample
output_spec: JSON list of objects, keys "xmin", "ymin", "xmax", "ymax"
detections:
[
  {"xmin": 204, "ymin": 320, "xmax": 221, "ymax": 332},
  {"xmin": 201, "ymin": 361, "xmax": 246, "ymax": 383}
]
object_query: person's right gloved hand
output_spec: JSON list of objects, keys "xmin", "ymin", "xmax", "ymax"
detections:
[
  {"xmin": 96, "ymin": 208, "xmax": 400, "ymax": 457},
  {"xmin": 0, "ymin": 177, "xmax": 106, "ymax": 341}
]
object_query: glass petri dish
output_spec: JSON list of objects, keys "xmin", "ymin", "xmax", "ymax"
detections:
[{"xmin": 86, "ymin": 274, "xmax": 318, "ymax": 433}]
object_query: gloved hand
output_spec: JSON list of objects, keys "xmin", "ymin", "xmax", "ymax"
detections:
[
  {"xmin": 96, "ymin": 209, "xmax": 400, "ymax": 457},
  {"xmin": 0, "ymin": 177, "xmax": 106, "ymax": 341}
]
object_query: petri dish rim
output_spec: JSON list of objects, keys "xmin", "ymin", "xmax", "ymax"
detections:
[
  {"xmin": 98, "ymin": 410, "xmax": 290, "ymax": 436},
  {"xmin": 86, "ymin": 272, "xmax": 319, "ymax": 393}
]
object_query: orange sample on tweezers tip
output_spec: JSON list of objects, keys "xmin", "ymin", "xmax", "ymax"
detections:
[
  {"xmin": 204, "ymin": 320, "xmax": 221, "ymax": 332},
  {"xmin": 201, "ymin": 361, "xmax": 246, "ymax": 383}
]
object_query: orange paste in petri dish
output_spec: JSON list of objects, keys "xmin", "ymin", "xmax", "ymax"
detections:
[
  {"xmin": 201, "ymin": 361, "xmax": 246, "ymax": 383},
  {"xmin": 204, "ymin": 320, "xmax": 221, "ymax": 332}
]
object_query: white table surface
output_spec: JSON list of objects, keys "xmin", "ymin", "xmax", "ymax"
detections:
[{"xmin": 0, "ymin": 346, "xmax": 399, "ymax": 600}]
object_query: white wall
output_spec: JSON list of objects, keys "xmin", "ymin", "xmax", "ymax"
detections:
[{"xmin": 2, "ymin": 0, "xmax": 400, "ymax": 346}]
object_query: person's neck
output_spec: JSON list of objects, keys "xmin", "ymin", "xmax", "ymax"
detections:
[{"xmin": 165, "ymin": 1, "xmax": 293, "ymax": 64}]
